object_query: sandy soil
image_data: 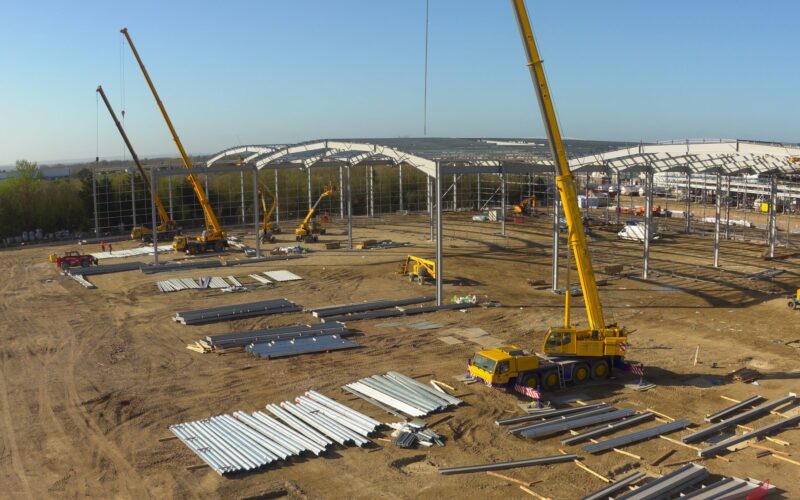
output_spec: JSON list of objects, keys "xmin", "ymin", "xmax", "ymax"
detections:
[{"xmin": 0, "ymin": 212, "xmax": 798, "ymax": 499}]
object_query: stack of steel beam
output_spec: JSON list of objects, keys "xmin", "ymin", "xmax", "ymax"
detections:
[
  {"xmin": 307, "ymin": 296, "xmax": 435, "ymax": 319},
  {"xmin": 67, "ymin": 261, "xmax": 145, "ymax": 276},
  {"xmin": 496, "ymin": 403, "xmax": 610, "ymax": 426},
  {"xmin": 170, "ymin": 390, "xmax": 380, "ymax": 475},
  {"xmin": 561, "ymin": 412, "xmax": 655, "ymax": 445},
  {"xmin": 206, "ymin": 323, "xmax": 348, "ymax": 350},
  {"xmin": 246, "ymin": 334, "xmax": 359, "ymax": 359},
  {"xmin": 343, "ymin": 371, "xmax": 462, "ymax": 417},
  {"xmin": 683, "ymin": 393, "xmax": 796, "ymax": 444},
  {"xmin": 173, "ymin": 299, "xmax": 301, "ymax": 325},
  {"xmin": 321, "ymin": 302, "xmax": 476, "ymax": 323},
  {"xmin": 616, "ymin": 463, "xmax": 709, "ymax": 499},
  {"xmin": 141, "ymin": 255, "xmax": 303, "ymax": 275},
  {"xmin": 516, "ymin": 408, "xmax": 637, "ymax": 439}
]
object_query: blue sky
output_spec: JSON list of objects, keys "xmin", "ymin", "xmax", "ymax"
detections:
[{"xmin": 0, "ymin": 0, "xmax": 797, "ymax": 165}]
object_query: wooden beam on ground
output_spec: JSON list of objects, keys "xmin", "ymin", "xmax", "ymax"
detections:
[
  {"xmin": 662, "ymin": 457, "xmax": 708, "ymax": 467},
  {"xmin": 658, "ymin": 435, "xmax": 731, "ymax": 462},
  {"xmin": 519, "ymin": 485, "xmax": 551, "ymax": 500},
  {"xmin": 485, "ymin": 471, "xmax": 539, "ymax": 487},
  {"xmin": 747, "ymin": 442, "xmax": 791, "ymax": 456},
  {"xmin": 185, "ymin": 464, "xmax": 209, "ymax": 471},
  {"xmin": 646, "ymin": 408, "xmax": 676, "ymax": 422},
  {"xmin": 574, "ymin": 460, "xmax": 611, "ymax": 483},
  {"xmin": 770, "ymin": 453, "xmax": 800, "ymax": 467}
]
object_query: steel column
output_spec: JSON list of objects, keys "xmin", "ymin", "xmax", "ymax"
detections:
[
  {"xmin": 339, "ymin": 166, "xmax": 344, "ymax": 219},
  {"xmin": 714, "ymin": 172, "xmax": 722, "ymax": 267},
  {"xmin": 398, "ymin": 164, "xmax": 404, "ymax": 212},
  {"xmin": 253, "ymin": 167, "xmax": 260, "ymax": 257},
  {"xmin": 167, "ymin": 175, "xmax": 174, "ymax": 219},
  {"xmin": 428, "ymin": 176, "xmax": 434, "ymax": 241},
  {"xmin": 452, "ymin": 174, "xmax": 457, "ymax": 211},
  {"xmin": 643, "ymin": 169, "xmax": 653, "ymax": 279},
  {"xmin": 307, "ymin": 168, "xmax": 312, "ymax": 211},
  {"xmin": 130, "ymin": 170, "xmax": 137, "ymax": 227},
  {"xmin": 552, "ymin": 185, "xmax": 560, "ymax": 292},
  {"xmin": 92, "ymin": 167, "xmax": 99, "ymax": 237},
  {"xmin": 150, "ymin": 167, "xmax": 159, "ymax": 266},
  {"xmin": 769, "ymin": 175, "xmax": 777, "ymax": 258},
  {"xmin": 725, "ymin": 176, "xmax": 731, "ymax": 240},
  {"xmin": 501, "ymin": 173, "xmax": 507, "ymax": 236},
  {"xmin": 477, "ymin": 174, "xmax": 481, "ymax": 209},
  {"xmin": 685, "ymin": 172, "xmax": 692, "ymax": 234},
  {"xmin": 274, "ymin": 169, "xmax": 280, "ymax": 225},
  {"xmin": 369, "ymin": 166, "xmax": 374, "ymax": 217},
  {"xmin": 347, "ymin": 165, "xmax": 353, "ymax": 250},
  {"xmin": 435, "ymin": 164, "xmax": 443, "ymax": 306},
  {"xmin": 240, "ymin": 170, "xmax": 246, "ymax": 225},
  {"xmin": 584, "ymin": 172, "xmax": 590, "ymax": 219},
  {"xmin": 615, "ymin": 170, "xmax": 621, "ymax": 225},
  {"xmin": 204, "ymin": 174, "xmax": 209, "ymax": 196}
]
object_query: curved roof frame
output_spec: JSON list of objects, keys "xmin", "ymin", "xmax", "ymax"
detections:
[{"xmin": 205, "ymin": 145, "xmax": 286, "ymax": 167}]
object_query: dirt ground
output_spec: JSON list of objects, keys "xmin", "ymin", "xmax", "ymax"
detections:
[{"xmin": 1, "ymin": 211, "xmax": 798, "ymax": 499}]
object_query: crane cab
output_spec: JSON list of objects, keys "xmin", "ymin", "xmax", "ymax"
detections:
[{"xmin": 543, "ymin": 326, "xmax": 628, "ymax": 358}]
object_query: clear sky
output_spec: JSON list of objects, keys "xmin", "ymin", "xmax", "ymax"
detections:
[{"xmin": 0, "ymin": 0, "xmax": 797, "ymax": 166}]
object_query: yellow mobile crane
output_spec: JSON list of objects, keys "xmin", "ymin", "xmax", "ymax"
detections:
[
  {"xmin": 96, "ymin": 85, "xmax": 177, "ymax": 242},
  {"xmin": 468, "ymin": 1, "xmax": 630, "ymax": 392},
  {"xmin": 258, "ymin": 185, "xmax": 281, "ymax": 243},
  {"xmin": 398, "ymin": 255, "xmax": 436, "ymax": 285},
  {"xmin": 121, "ymin": 28, "xmax": 227, "ymax": 255},
  {"xmin": 295, "ymin": 185, "xmax": 336, "ymax": 243}
]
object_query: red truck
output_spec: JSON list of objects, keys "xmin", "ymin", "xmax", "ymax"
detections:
[{"xmin": 50, "ymin": 251, "xmax": 98, "ymax": 271}]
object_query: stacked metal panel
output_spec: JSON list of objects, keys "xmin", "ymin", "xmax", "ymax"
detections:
[
  {"xmin": 141, "ymin": 255, "xmax": 303, "ymax": 274},
  {"xmin": 683, "ymin": 393, "xmax": 796, "ymax": 444},
  {"xmin": 70, "ymin": 274, "xmax": 96, "ymax": 289},
  {"xmin": 246, "ymin": 335, "xmax": 359, "ymax": 359},
  {"xmin": 156, "ymin": 278, "xmax": 201, "ymax": 293},
  {"xmin": 308, "ymin": 296, "xmax": 435, "ymax": 318},
  {"xmin": 68, "ymin": 261, "xmax": 146, "ymax": 276},
  {"xmin": 344, "ymin": 371, "xmax": 463, "ymax": 417},
  {"xmin": 226, "ymin": 276, "xmax": 242, "ymax": 287},
  {"xmin": 173, "ymin": 299, "xmax": 302, "ymax": 325},
  {"xmin": 170, "ymin": 390, "xmax": 380, "ymax": 475},
  {"xmin": 616, "ymin": 463, "xmax": 709, "ymax": 499}
]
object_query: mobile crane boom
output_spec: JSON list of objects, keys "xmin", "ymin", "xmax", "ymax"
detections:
[
  {"xmin": 511, "ymin": 0, "xmax": 605, "ymax": 330},
  {"xmin": 120, "ymin": 28, "xmax": 224, "ymax": 242},
  {"xmin": 96, "ymin": 85, "xmax": 174, "ymax": 236}
]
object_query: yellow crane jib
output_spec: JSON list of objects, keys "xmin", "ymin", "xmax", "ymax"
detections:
[
  {"xmin": 121, "ymin": 27, "xmax": 227, "ymax": 255},
  {"xmin": 258, "ymin": 185, "xmax": 280, "ymax": 243},
  {"xmin": 398, "ymin": 255, "xmax": 436, "ymax": 285},
  {"xmin": 295, "ymin": 185, "xmax": 336, "ymax": 243}
]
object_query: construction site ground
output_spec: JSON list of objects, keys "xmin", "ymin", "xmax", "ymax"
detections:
[{"xmin": 1, "ymin": 209, "xmax": 798, "ymax": 499}]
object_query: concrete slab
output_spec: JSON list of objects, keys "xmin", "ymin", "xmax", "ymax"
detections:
[
  {"xmin": 438, "ymin": 336, "xmax": 463, "ymax": 345},
  {"xmin": 473, "ymin": 336, "xmax": 504, "ymax": 348}
]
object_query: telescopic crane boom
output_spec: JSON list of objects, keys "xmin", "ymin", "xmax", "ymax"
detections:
[
  {"xmin": 121, "ymin": 27, "xmax": 227, "ymax": 254},
  {"xmin": 96, "ymin": 85, "xmax": 175, "ymax": 241}
]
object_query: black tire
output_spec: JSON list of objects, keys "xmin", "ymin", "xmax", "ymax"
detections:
[
  {"xmin": 572, "ymin": 363, "xmax": 590, "ymax": 385},
  {"xmin": 80, "ymin": 259, "xmax": 89, "ymax": 268},
  {"xmin": 789, "ymin": 300, "xmax": 798, "ymax": 310},
  {"xmin": 187, "ymin": 245, "xmax": 198, "ymax": 256},
  {"xmin": 213, "ymin": 240, "xmax": 224, "ymax": 253},
  {"xmin": 591, "ymin": 359, "xmax": 610, "ymax": 380},
  {"xmin": 320, "ymin": 229, "xmax": 326, "ymax": 235},
  {"xmin": 541, "ymin": 370, "xmax": 560, "ymax": 391},
  {"xmin": 519, "ymin": 373, "xmax": 540, "ymax": 390}
]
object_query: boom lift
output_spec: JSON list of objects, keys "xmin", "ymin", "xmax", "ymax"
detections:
[
  {"xmin": 513, "ymin": 196, "xmax": 536, "ymax": 215},
  {"xmin": 121, "ymin": 28, "xmax": 228, "ymax": 255},
  {"xmin": 258, "ymin": 185, "xmax": 281, "ymax": 243},
  {"xmin": 295, "ymin": 185, "xmax": 336, "ymax": 243},
  {"xmin": 468, "ymin": 0, "xmax": 630, "ymax": 392},
  {"xmin": 398, "ymin": 255, "xmax": 436, "ymax": 285},
  {"xmin": 96, "ymin": 85, "xmax": 177, "ymax": 242}
]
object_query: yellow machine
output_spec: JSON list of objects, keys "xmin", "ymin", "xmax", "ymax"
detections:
[
  {"xmin": 398, "ymin": 255, "xmax": 436, "ymax": 285},
  {"xmin": 513, "ymin": 196, "xmax": 536, "ymax": 214},
  {"xmin": 96, "ymin": 85, "xmax": 177, "ymax": 242},
  {"xmin": 295, "ymin": 185, "xmax": 335, "ymax": 243},
  {"xmin": 789, "ymin": 289, "xmax": 800, "ymax": 310},
  {"xmin": 469, "ymin": 0, "xmax": 630, "ymax": 392},
  {"xmin": 122, "ymin": 28, "xmax": 227, "ymax": 255},
  {"xmin": 258, "ymin": 185, "xmax": 281, "ymax": 243}
]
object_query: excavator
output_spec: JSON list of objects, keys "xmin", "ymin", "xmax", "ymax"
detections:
[
  {"xmin": 513, "ymin": 196, "xmax": 536, "ymax": 215},
  {"xmin": 468, "ymin": 0, "xmax": 630, "ymax": 393},
  {"xmin": 122, "ymin": 28, "xmax": 228, "ymax": 255},
  {"xmin": 295, "ymin": 185, "xmax": 336, "ymax": 243},
  {"xmin": 258, "ymin": 185, "xmax": 281, "ymax": 243},
  {"xmin": 398, "ymin": 255, "xmax": 436, "ymax": 285},
  {"xmin": 96, "ymin": 85, "xmax": 177, "ymax": 242}
]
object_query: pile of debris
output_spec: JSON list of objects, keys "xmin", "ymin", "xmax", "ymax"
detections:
[
  {"xmin": 170, "ymin": 390, "xmax": 381, "ymax": 475},
  {"xmin": 388, "ymin": 419, "xmax": 445, "ymax": 448},
  {"xmin": 344, "ymin": 371, "xmax": 462, "ymax": 418},
  {"xmin": 356, "ymin": 239, "xmax": 409, "ymax": 250},
  {"xmin": 271, "ymin": 245, "xmax": 310, "ymax": 255}
]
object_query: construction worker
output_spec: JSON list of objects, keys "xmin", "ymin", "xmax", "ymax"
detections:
[
  {"xmin": 108, "ymin": 243, "xmax": 113, "ymax": 254},
  {"xmin": 100, "ymin": 240, "xmax": 105, "ymax": 252}
]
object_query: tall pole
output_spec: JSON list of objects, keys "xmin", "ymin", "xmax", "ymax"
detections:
[
  {"xmin": 339, "ymin": 166, "xmax": 344, "ymax": 219},
  {"xmin": 643, "ymin": 169, "xmax": 653, "ymax": 279},
  {"xmin": 769, "ymin": 175, "xmax": 777, "ymax": 258},
  {"xmin": 615, "ymin": 170, "xmax": 621, "ymax": 225},
  {"xmin": 685, "ymin": 172, "xmax": 692, "ymax": 234},
  {"xmin": 428, "ymin": 176, "xmax": 434, "ymax": 241},
  {"xmin": 240, "ymin": 170, "xmax": 246, "ymax": 225},
  {"xmin": 477, "ymin": 174, "xmax": 482, "ymax": 210},
  {"xmin": 92, "ymin": 167, "xmax": 99, "ymax": 238},
  {"xmin": 713, "ymin": 171, "xmax": 722, "ymax": 267},
  {"xmin": 150, "ymin": 168, "xmax": 159, "ymax": 266},
  {"xmin": 130, "ymin": 170, "xmax": 137, "ymax": 227},
  {"xmin": 398, "ymin": 164, "xmax": 404, "ymax": 212},
  {"xmin": 347, "ymin": 165, "xmax": 353, "ymax": 250},
  {"xmin": 435, "ymin": 162, "xmax": 443, "ymax": 306},
  {"xmin": 253, "ymin": 166, "xmax": 260, "ymax": 258},
  {"xmin": 501, "ymin": 172, "xmax": 507, "ymax": 236},
  {"xmin": 369, "ymin": 166, "xmax": 374, "ymax": 217},
  {"xmin": 724, "ymin": 176, "xmax": 731, "ymax": 240},
  {"xmin": 307, "ymin": 168, "xmax": 312, "ymax": 211},
  {"xmin": 274, "ymin": 169, "xmax": 280, "ymax": 225},
  {"xmin": 452, "ymin": 174, "xmax": 457, "ymax": 210}
]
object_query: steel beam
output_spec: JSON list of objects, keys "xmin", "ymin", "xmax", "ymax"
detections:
[
  {"xmin": 92, "ymin": 167, "xmax": 99, "ymax": 237},
  {"xmin": 130, "ymin": 169, "xmax": 137, "ymax": 227},
  {"xmin": 253, "ymin": 166, "xmax": 260, "ymax": 257},
  {"xmin": 552, "ymin": 192, "xmax": 560, "ymax": 292},
  {"xmin": 339, "ymin": 166, "xmax": 344, "ymax": 219},
  {"xmin": 398, "ymin": 164, "xmax": 403, "ymax": 212},
  {"xmin": 682, "ymin": 393, "xmax": 795, "ymax": 443},
  {"xmin": 307, "ymin": 168, "xmax": 312, "ymax": 211},
  {"xmin": 274, "ymin": 169, "xmax": 280, "ymax": 225},
  {"xmin": 617, "ymin": 463, "xmax": 709, "ymax": 500},
  {"xmin": 240, "ymin": 170, "xmax": 246, "ymax": 224},
  {"xmin": 685, "ymin": 172, "xmax": 692, "ymax": 234},
  {"xmin": 581, "ymin": 471, "xmax": 646, "ymax": 500},
  {"xmin": 699, "ymin": 413, "xmax": 800, "ymax": 458},
  {"xmin": 583, "ymin": 419, "xmax": 692, "ymax": 454},
  {"xmin": 150, "ymin": 167, "xmax": 159, "ymax": 266},
  {"xmin": 347, "ymin": 165, "xmax": 353, "ymax": 250},
  {"xmin": 561, "ymin": 412, "xmax": 655, "ymax": 445},
  {"xmin": 643, "ymin": 168, "xmax": 653, "ymax": 279},
  {"xmin": 168, "ymin": 175, "xmax": 174, "ymax": 219},
  {"xmin": 438, "ymin": 454, "xmax": 577, "ymax": 475},
  {"xmin": 714, "ymin": 172, "xmax": 721, "ymax": 267},
  {"xmin": 769, "ymin": 175, "xmax": 777, "ymax": 258},
  {"xmin": 435, "ymin": 162, "xmax": 443, "ymax": 306},
  {"xmin": 704, "ymin": 395, "xmax": 765, "ymax": 423}
]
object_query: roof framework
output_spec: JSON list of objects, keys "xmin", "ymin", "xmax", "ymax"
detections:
[{"xmin": 205, "ymin": 139, "xmax": 800, "ymax": 179}]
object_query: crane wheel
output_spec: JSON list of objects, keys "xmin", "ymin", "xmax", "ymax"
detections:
[
  {"xmin": 187, "ymin": 246, "xmax": 198, "ymax": 255},
  {"xmin": 542, "ymin": 370, "xmax": 560, "ymax": 391},
  {"xmin": 214, "ymin": 241, "xmax": 224, "ymax": 253},
  {"xmin": 591, "ymin": 360, "xmax": 609, "ymax": 380},
  {"xmin": 519, "ymin": 373, "xmax": 540, "ymax": 390},
  {"xmin": 573, "ymin": 363, "xmax": 590, "ymax": 384}
]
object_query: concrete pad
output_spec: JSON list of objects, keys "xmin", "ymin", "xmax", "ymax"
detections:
[
  {"xmin": 375, "ymin": 321, "xmax": 406, "ymax": 329},
  {"xmin": 458, "ymin": 327, "xmax": 489, "ymax": 339},
  {"xmin": 407, "ymin": 321, "xmax": 441, "ymax": 331},
  {"xmin": 473, "ymin": 336, "xmax": 504, "ymax": 348},
  {"xmin": 438, "ymin": 336, "xmax": 463, "ymax": 345}
]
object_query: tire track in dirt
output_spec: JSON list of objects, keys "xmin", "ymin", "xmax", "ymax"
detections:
[{"xmin": 0, "ymin": 359, "xmax": 34, "ymax": 499}]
